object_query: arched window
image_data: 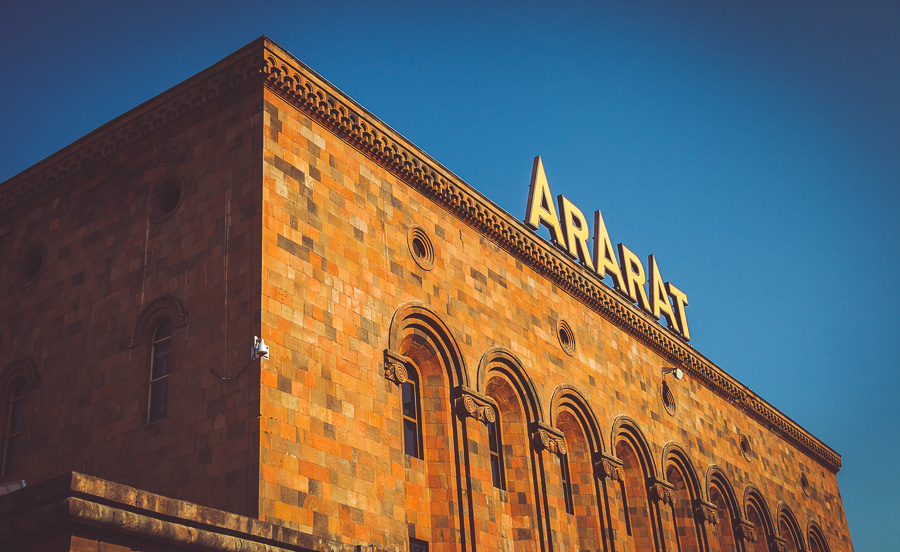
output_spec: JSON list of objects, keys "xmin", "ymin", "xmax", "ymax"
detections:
[
  {"xmin": 2, "ymin": 378, "xmax": 26, "ymax": 476},
  {"xmin": 487, "ymin": 418, "xmax": 506, "ymax": 490},
  {"xmin": 560, "ymin": 453, "xmax": 575, "ymax": 515},
  {"xmin": 706, "ymin": 469, "xmax": 740, "ymax": 552},
  {"xmin": 778, "ymin": 507, "xmax": 803, "ymax": 552},
  {"xmin": 745, "ymin": 492, "xmax": 773, "ymax": 552},
  {"xmin": 148, "ymin": 318, "xmax": 172, "ymax": 423},
  {"xmin": 808, "ymin": 523, "xmax": 830, "ymax": 552},
  {"xmin": 401, "ymin": 368, "xmax": 423, "ymax": 459}
]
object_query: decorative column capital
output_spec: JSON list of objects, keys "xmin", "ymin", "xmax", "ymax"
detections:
[
  {"xmin": 453, "ymin": 386, "xmax": 496, "ymax": 424},
  {"xmin": 648, "ymin": 478, "xmax": 676, "ymax": 506},
  {"xmin": 735, "ymin": 518, "xmax": 757, "ymax": 543},
  {"xmin": 531, "ymin": 422, "xmax": 567, "ymax": 456},
  {"xmin": 593, "ymin": 453, "xmax": 625, "ymax": 481},
  {"xmin": 769, "ymin": 535, "xmax": 788, "ymax": 552},
  {"xmin": 383, "ymin": 349, "xmax": 412, "ymax": 384},
  {"xmin": 693, "ymin": 499, "xmax": 719, "ymax": 525}
]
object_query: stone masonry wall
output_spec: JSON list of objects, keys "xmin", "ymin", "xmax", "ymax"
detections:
[
  {"xmin": 259, "ymin": 87, "xmax": 851, "ymax": 551},
  {"xmin": 0, "ymin": 88, "xmax": 263, "ymax": 517}
]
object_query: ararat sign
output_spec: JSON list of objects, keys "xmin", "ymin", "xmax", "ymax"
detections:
[{"xmin": 524, "ymin": 156, "xmax": 691, "ymax": 341}]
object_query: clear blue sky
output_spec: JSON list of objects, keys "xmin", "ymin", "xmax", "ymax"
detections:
[{"xmin": 1, "ymin": 1, "xmax": 896, "ymax": 549}]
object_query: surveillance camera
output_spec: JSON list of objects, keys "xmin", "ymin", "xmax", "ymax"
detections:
[{"xmin": 252, "ymin": 336, "xmax": 270, "ymax": 360}]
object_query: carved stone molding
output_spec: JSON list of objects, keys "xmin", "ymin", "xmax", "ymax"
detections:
[
  {"xmin": 735, "ymin": 519, "xmax": 757, "ymax": 543},
  {"xmin": 531, "ymin": 422, "xmax": 567, "ymax": 456},
  {"xmin": 649, "ymin": 478, "xmax": 676, "ymax": 506},
  {"xmin": 693, "ymin": 499, "xmax": 719, "ymax": 525},
  {"xmin": 453, "ymin": 386, "xmax": 496, "ymax": 424},
  {"xmin": 593, "ymin": 453, "xmax": 624, "ymax": 482},
  {"xmin": 128, "ymin": 295, "xmax": 189, "ymax": 348},
  {"xmin": 383, "ymin": 350, "xmax": 411, "ymax": 384},
  {"xmin": 1, "ymin": 359, "xmax": 41, "ymax": 390}
]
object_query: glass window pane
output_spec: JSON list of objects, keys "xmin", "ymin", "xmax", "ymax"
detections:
[
  {"xmin": 3, "ymin": 434, "xmax": 19, "ymax": 475},
  {"xmin": 153, "ymin": 319, "xmax": 172, "ymax": 341},
  {"xmin": 491, "ymin": 455, "xmax": 502, "ymax": 488},
  {"xmin": 11, "ymin": 379, "xmax": 26, "ymax": 400},
  {"xmin": 151, "ymin": 341, "xmax": 171, "ymax": 379},
  {"xmin": 9, "ymin": 397, "xmax": 24, "ymax": 434},
  {"xmin": 404, "ymin": 418, "xmax": 419, "ymax": 458},
  {"xmin": 149, "ymin": 378, "xmax": 168, "ymax": 422},
  {"xmin": 488, "ymin": 422, "xmax": 498, "ymax": 453},
  {"xmin": 401, "ymin": 381, "xmax": 415, "ymax": 418}
]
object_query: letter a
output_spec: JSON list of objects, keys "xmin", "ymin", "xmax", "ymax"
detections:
[
  {"xmin": 648, "ymin": 255, "xmax": 678, "ymax": 332},
  {"xmin": 592, "ymin": 210, "xmax": 624, "ymax": 292},
  {"xmin": 524, "ymin": 156, "xmax": 565, "ymax": 246}
]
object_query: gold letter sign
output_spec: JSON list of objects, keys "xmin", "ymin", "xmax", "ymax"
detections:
[{"xmin": 523, "ymin": 156, "xmax": 690, "ymax": 341}]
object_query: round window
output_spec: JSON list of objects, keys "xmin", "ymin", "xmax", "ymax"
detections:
[
  {"xmin": 557, "ymin": 319, "xmax": 576, "ymax": 356},
  {"xmin": 149, "ymin": 176, "xmax": 184, "ymax": 222},
  {"xmin": 407, "ymin": 226, "xmax": 435, "ymax": 270},
  {"xmin": 19, "ymin": 244, "xmax": 46, "ymax": 287}
]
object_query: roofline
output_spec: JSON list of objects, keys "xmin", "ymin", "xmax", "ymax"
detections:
[{"xmin": 0, "ymin": 36, "xmax": 842, "ymax": 473}]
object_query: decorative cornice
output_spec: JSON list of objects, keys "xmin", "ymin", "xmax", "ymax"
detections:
[
  {"xmin": 0, "ymin": 38, "xmax": 268, "ymax": 216},
  {"xmin": 258, "ymin": 41, "xmax": 841, "ymax": 473}
]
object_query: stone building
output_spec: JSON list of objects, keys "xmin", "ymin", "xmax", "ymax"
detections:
[{"xmin": 0, "ymin": 37, "xmax": 850, "ymax": 552}]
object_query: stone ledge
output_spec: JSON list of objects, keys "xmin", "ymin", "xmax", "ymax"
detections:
[{"xmin": 0, "ymin": 472, "xmax": 361, "ymax": 552}]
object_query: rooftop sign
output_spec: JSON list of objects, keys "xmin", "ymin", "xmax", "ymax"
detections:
[{"xmin": 524, "ymin": 156, "xmax": 690, "ymax": 341}]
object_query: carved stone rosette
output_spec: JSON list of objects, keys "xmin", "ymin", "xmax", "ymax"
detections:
[
  {"xmin": 531, "ymin": 422, "xmax": 567, "ymax": 456},
  {"xmin": 593, "ymin": 453, "xmax": 625, "ymax": 482},
  {"xmin": 649, "ymin": 478, "xmax": 676, "ymax": 506},
  {"xmin": 453, "ymin": 386, "xmax": 496, "ymax": 424},
  {"xmin": 693, "ymin": 500, "xmax": 719, "ymax": 525},
  {"xmin": 383, "ymin": 350, "xmax": 411, "ymax": 384}
]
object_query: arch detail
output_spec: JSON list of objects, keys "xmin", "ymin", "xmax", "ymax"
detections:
[
  {"xmin": 388, "ymin": 302, "xmax": 468, "ymax": 388},
  {"xmin": 776, "ymin": 502, "xmax": 803, "ymax": 543},
  {"xmin": 476, "ymin": 347, "xmax": 542, "ymax": 423},
  {"xmin": 0, "ymin": 359, "xmax": 41, "ymax": 390},
  {"xmin": 610, "ymin": 415, "xmax": 658, "ymax": 478},
  {"xmin": 549, "ymin": 384, "xmax": 604, "ymax": 454},
  {"xmin": 705, "ymin": 465, "xmax": 740, "ymax": 514},
  {"xmin": 661, "ymin": 441, "xmax": 703, "ymax": 497},
  {"xmin": 129, "ymin": 295, "xmax": 189, "ymax": 347},
  {"xmin": 743, "ymin": 485, "xmax": 775, "ymax": 537},
  {"xmin": 806, "ymin": 520, "xmax": 830, "ymax": 552}
]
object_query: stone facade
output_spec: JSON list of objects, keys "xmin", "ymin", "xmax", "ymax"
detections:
[{"xmin": 0, "ymin": 38, "xmax": 851, "ymax": 552}]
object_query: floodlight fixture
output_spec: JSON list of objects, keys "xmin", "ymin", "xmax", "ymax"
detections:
[{"xmin": 661, "ymin": 366, "xmax": 684, "ymax": 380}]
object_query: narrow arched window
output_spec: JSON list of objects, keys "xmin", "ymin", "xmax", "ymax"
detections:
[
  {"xmin": 488, "ymin": 419, "xmax": 506, "ymax": 490},
  {"xmin": 2, "ymin": 378, "xmax": 26, "ymax": 476},
  {"xmin": 401, "ymin": 370, "xmax": 423, "ymax": 459},
  {"xmin": 560, "ymin": 454, "xmax": 575, "ymax": 515},
  {"xmin": 148, "ymin": 318, "xmax": 172, "ymax": 423}
]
